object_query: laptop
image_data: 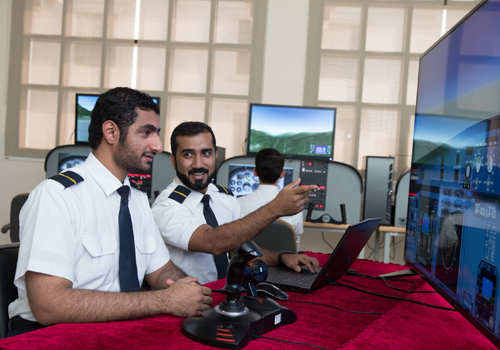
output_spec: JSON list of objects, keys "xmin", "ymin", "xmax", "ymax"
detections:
[{"xmin": 265, "ymin": 218, "xmax": 381, "ymax": 293}]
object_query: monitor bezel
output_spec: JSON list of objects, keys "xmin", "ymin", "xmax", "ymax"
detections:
[{"xmin": 246, "ymin": 103, "xmax": 337, "ymax": 161}]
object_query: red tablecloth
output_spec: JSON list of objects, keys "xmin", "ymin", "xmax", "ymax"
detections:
[{"xmin": 0, "ymin": 253, "xmax": 496, "ymax": 349}]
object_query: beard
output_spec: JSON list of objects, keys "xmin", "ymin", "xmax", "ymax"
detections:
[
  {"xmin": 114, "ymin": 138, "xmax": 154, "ymax": 174},
  {"xmin": 176, "ymin": 167, "xmax": 216, "ymax": 192}
]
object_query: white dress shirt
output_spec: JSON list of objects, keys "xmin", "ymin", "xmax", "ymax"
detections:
[
  {"xmin": 237, "ymin": 184, "xmax": 304, "ymax": 236},
  {"xmin": 152, "ymin": 178, "xmax": 242, "ymax": 284},
  {"xmin": 9, "ymin": 152, "xmax": 170, "ymax": 321}
]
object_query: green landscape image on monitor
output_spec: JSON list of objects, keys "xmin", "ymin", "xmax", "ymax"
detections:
[
  {"xmin": 248, "ymin": 105, "xmax": 335, "ymax": 158},
  {"xmin": 76, "ymin": 95, "xmax": 98, "ymax": 143}
]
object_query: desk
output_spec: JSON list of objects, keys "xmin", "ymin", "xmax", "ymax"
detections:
[
  {"xmin": 0, "ymin": 254, "xmax": 495, "ymax": 350},
  {"xmin": 377, "ymin": 225, "xmax": 406, "ymax": 263}
]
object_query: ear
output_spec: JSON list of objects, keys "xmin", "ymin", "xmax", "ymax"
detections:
[
  {"xmin": 253, "ymin": 168, "xmax": 258, "ymax": 176},
  {"xmin": 102, "ymin": 120, "xmax": 119, "ymax": 145},
  {"xmin": 279, "ymin": 170, "xmax": 285, "ymax": 179},
  {"xmin": 170, "ymin": 152, "xmax": 177, "ymax": 170}
]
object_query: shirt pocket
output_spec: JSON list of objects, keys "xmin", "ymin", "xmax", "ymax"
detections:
[
  {"xmin": 82, "ymin": 234, "xmax": 117, "ymax": 257},
  {"xmin": 135, "ymin": 234, "xmax": 157, "ymax": 255}
]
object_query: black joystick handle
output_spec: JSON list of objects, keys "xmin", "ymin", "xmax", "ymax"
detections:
[
  {"xmin": 221, "ymin": 241, "xmax": 263, "ymax": 302},
  {"xmin": 306, "ymin": 202, "xmax": 347, "ymax": 225}
]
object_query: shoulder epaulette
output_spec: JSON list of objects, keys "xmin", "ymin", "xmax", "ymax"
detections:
[
  {"xmin": 216, "ymin": 185, "xmax": 234, "ymax": 196},
  {"xmin": 168, "ymin": 186, "xmax": 191, "ymax": 204},
  {"xmin": 129, "ymin": 180, "xmax": 147, "ymax": 193},
  {"xmin": 49, "ymin": 171, "xmax": 84, "ymax": 188}
]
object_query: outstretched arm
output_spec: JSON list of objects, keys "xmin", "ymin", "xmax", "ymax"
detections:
[{"xmin": 188, "ymin": 179, "xmax": 317, "ymax": 255}]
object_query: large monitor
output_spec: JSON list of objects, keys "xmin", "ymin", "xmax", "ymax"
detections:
[
  {"xmin": 404, "ymin": 0, "xmax": 500, "ymax": 347},
  {"xmin": 75, "ymin": 93, "xmax": 160, "ymax": 145},
  {"xmin": 246, "ymin": 104, "xmax": 336, "ymax": 161}
]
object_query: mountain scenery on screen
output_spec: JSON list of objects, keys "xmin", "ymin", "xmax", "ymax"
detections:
[
  {"xmin": 249, "ymin": 129, "xmax": 332, "ymax": 157},
  {"xmin": 77, "ymin": 102, "xmax": 92, "ymax": 121}
]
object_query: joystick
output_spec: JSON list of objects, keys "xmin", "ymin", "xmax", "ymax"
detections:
[{"xmin": 182, "ymin": 241, "xmax": 297, "ymax": 349}]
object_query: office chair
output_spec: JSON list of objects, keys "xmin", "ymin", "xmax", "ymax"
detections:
[
  {"xmin": 252, "ymin": 220, "xmax": 297, "ymax": 254},
  {"xmin": 1, "ymin": 194, "xmax": 29, "ymax": 243},
  {"xmin": 0, "ymin": 243, "xmax": 20, "ymax": 338}
]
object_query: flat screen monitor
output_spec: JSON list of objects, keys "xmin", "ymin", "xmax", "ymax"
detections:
[
  {"xmin": 404, "ymin": 0, "xmax": 500, "ymax": 347},
  {"xmin": 246, "ymin": 104, "xmax": 336, "ymax": 161},
  {"xmin": 75, "ymin": 93, "xmax": 160, "ymax": 145},
  {"xmin": 227, "ymin": 163, "xmax": 293, "ymax": 197}
]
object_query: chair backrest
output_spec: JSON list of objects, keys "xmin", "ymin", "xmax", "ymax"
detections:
[
  {"xmin": 9, "ymin": 194, "xmax": 29, "ymax": 243},
  {"xmin": 0, "ymin": 243, "xmax": 20, "ymax": 338},
  {"xmin": 252, "ymin": 220, "xmax": 297, "ymax": 254}
]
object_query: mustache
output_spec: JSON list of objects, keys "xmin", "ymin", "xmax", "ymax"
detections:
[{"xmin": 189, "ymin": 168, "xmax": 209, "ymax": 175}]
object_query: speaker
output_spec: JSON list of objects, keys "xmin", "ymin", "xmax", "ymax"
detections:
[{"xmin": 363, "ymin": 156, "xmax": 394, "ymax": 225}]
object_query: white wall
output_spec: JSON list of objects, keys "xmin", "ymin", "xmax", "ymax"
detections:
[
  {"xmin": 262, "ymin": 0, "xmax": 309, "ymax": 106},
  {"xmin": 0, "ymin": 0, "xmax": 310, "ymax": 244}
]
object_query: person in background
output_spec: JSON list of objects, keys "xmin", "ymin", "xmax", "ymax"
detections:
[{"xmin": 237, "ymin": 148, "xmax": 304, "ymax": 247}]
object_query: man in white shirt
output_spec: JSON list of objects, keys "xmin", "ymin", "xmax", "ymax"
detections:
[
  {"xmin": 237, "ymin": 148, "xmax": 304, "ymax": 241},
  {"xmin": 152, "ymin": 122, "xmax": 319, "ymax": 284},
  {"xmin": 8, "ymin": 88, "xmax": 212, "ymax": 337}
]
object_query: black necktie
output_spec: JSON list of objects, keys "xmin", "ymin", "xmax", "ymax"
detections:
[
  {"xmin": 201, "ymin": 195, "xmax": 229, "ymax": 279},
  {"xmin": 117, "ymin": 186, "xmax": 140, "ymax": 292}
]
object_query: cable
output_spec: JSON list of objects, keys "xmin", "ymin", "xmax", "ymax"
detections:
[
  {"xmin": 348, "ymin": 270, "xmax": 436, "ymax": 294},
  {"xmin": 332, "ymin": 282, "xmax": 456, "ymax": 311},
  {"xmin": 259, "ymin": 335, "xmax": 328, "ymax": 350},
  {"xmin": 389, "ymin": 236, "xmax": 405, "ymax": 260},
  {"xmin": 286, "ymin": 299, "xmax": 381, "ymax": 315},
  {"xmin": 321, "ymin": 231, "xmax": 335, "ymax": 251}
]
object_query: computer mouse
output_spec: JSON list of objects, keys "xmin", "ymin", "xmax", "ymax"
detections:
[{"xmin": 255, "ymin": 282, "xmax": 289, "ymax": 301}]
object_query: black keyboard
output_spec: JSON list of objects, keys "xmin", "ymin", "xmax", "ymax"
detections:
[{"xmin": 273, "ymin": 268, "xmax": 321, "ymax": 286}]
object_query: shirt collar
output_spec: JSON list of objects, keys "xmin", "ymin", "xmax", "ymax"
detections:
[
  {"xmin": 173, "ymin": 177, "xmax": 218, "ymax": 205},
  {"xmin": 86, "ymin": 152, "xmax": 131, "ymax": 197},
  {"xmin": 256, "ymin": 184, "xmax": 279, "ymax": 194}
]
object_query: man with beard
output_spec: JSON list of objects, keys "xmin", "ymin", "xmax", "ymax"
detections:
[
  {"xmin": 152, "ymin": 122, "xmax": 319, "ymax": 284},
  {"xmin": 7, "ymin": 88, "xmax": 212, "ymax": 337}
]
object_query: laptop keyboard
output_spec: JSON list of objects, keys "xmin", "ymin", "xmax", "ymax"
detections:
[{"xmin": 272, "ymin": 268, "xmax": 321, "ymax": 286}]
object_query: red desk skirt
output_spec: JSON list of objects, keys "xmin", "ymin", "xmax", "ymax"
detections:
[{"xmin": 0, "ymin": 253, "xmax": 496, "ymax": 349}]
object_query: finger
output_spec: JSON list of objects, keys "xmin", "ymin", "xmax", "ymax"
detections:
[
  {"xmin": 283, "ymin": 178, "xmax": 301, "ymax": 190},
  {"xmin": 183, "ymin": 276, "xmax": 199, "ymax": 284},
  {"xmin": 295, "ymin": 184, "xmax": 317, "ymax": 194},
  {"xmin": 201, "ymin": 286, "xmax": 212, "ymax": 295},
  {"xmin": 166, "ymin": 279, "xmax": 175, "ymax": 287},
  {"xmin": 203, "ymin": 295, "xmax": 214, "ymax": 305}
]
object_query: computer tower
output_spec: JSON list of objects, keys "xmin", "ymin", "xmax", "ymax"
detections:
[
  {"xmin": 393, "ymin": 171, "xmax": 410, "ymax": 227},
  {"xmin": 362, "ymin": 156, "xmax": 394, "ymax": 225}
]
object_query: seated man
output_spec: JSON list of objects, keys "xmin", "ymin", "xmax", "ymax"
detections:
[
  {"xmin": 237, "ymin": 148, "xmax": 304, "ymax": 242},
  {"xmin": 8, "ymin": 88, "xmax": 212, "ymax": 337},
  {"xmin": 152, "ymin": 122, "xmax": 319, "ymax": 285}
]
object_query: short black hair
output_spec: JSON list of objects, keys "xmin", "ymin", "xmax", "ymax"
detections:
[
  {"xmin": 255, "ymin": 148, "xmax": 284, "ymax": 184},
  {"xmin": 88, "ymin": 87, "xmax": 159, "ymax": 150},
  {"xmin": 170, "ymin": 121, "xmax": 216, "ymax": 157}
]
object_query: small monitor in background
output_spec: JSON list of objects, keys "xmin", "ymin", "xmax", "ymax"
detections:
[
  {"xmin": 75, "ymin": 94, "xmax": 99, "ymax": 145},
  {"xmin": 74, "ymin": 93, "xmax": 160, "ymax": 145},
  {"xmin": 227, "ymin": 163, "xmax": 293, "ymax": 197},
  {"xmin": 246, "ymin": 104, "xmax": 337, "ymax": 161}
]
